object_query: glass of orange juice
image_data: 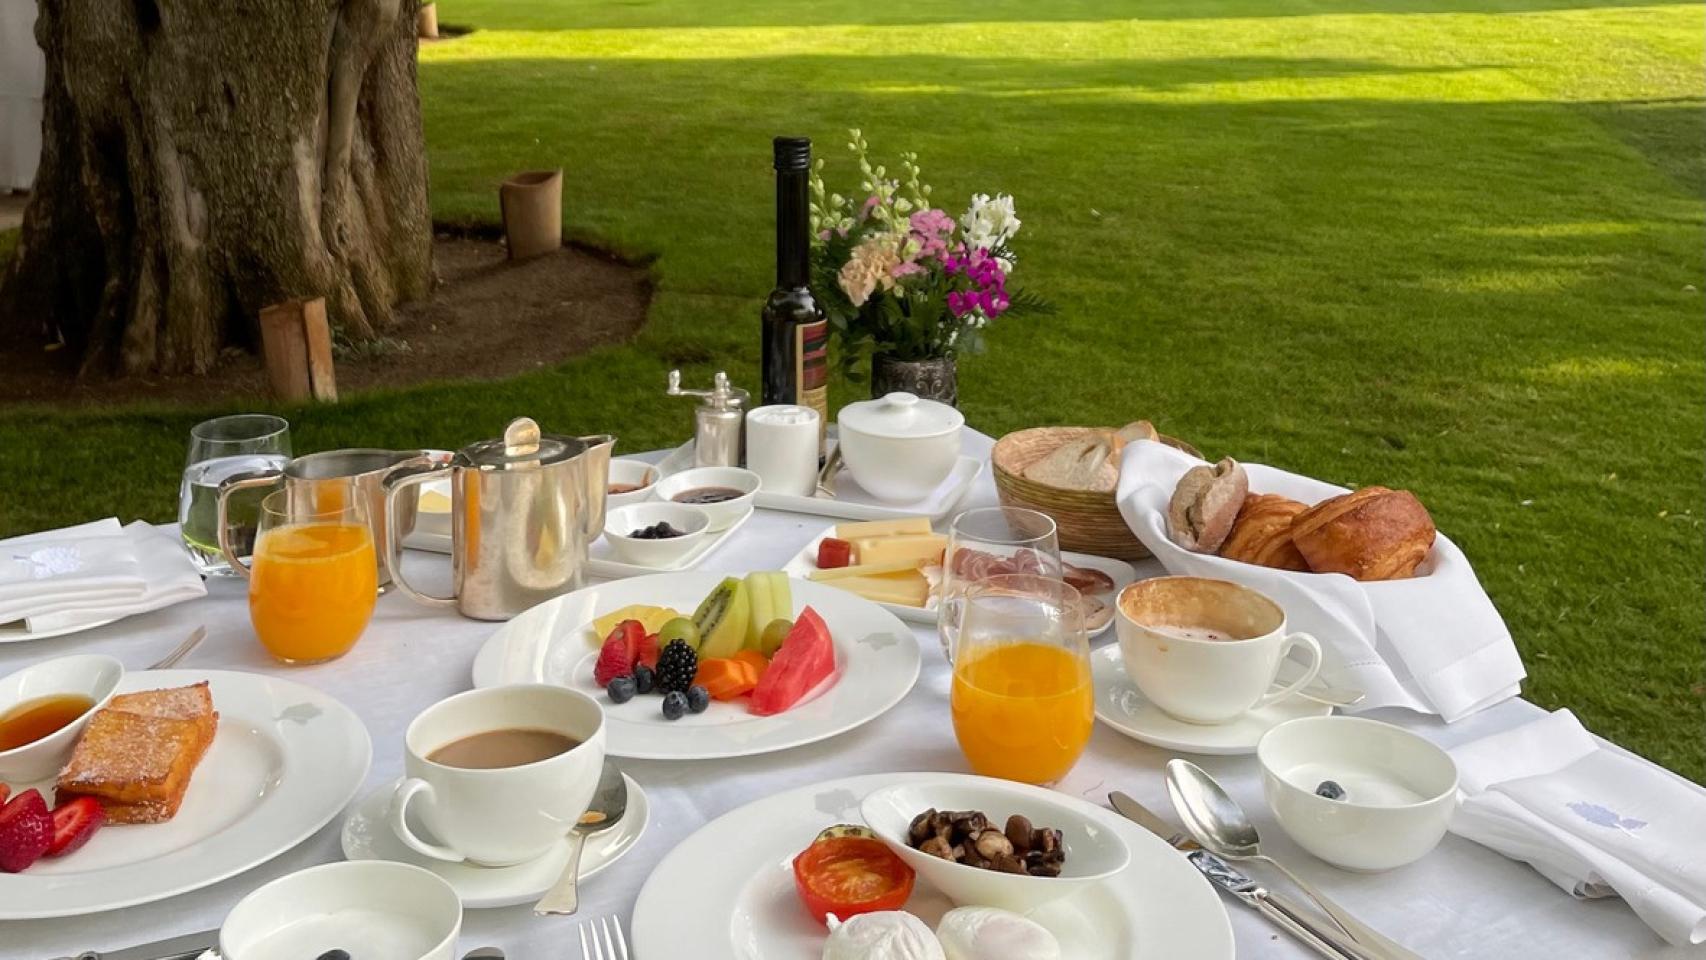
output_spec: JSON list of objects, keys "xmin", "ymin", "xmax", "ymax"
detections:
[
  {"xmin": 949, "ymin": 574, "xmax": 1092, "ymax": 785},
  {"xmin": 246, "ymin": 487, "xmax": 378, "ymax": 664}
]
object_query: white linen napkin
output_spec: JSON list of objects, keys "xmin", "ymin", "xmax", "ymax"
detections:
[
  {"xmin": 0, "ymin": 520, "xmax": 206, "ymax": 636},
  {"xmin": 1449, "ymin": 709, "xmax": 1706, "ymax": 946},
  {"xmin": 1115, "ymin": 440, "xmax": 1524, "ymax": 721}
]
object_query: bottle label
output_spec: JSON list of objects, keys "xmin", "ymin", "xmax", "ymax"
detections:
[{"xmin": 796, "ymin": 319, "xmax": 830, "ymax": 447}]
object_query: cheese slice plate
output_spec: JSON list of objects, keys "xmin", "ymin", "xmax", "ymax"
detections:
[
  {"xmin": 783, "ymin": 527, "xmax": 1136, "ymax": 635},
  {"xmin": 655, "ymin": 435, "xmax": 987, "ymax": 523}
]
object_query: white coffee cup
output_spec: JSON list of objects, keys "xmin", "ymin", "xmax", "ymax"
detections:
[
  {"xmin": 745, "ymin": 404, "xmax": 821, "ymax": 497},
  {"xmin": 1116, "ymin": 576, "xmax": 1324, "ymax": 725},
  {"xmin": 389, "ymin": 684, "xmax": 606, "ymax": 866}
]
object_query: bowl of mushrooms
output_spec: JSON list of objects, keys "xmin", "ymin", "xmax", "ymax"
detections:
[{"xmin": 860, "ymin": 775, "xmax": 1131, "ymax": 912}]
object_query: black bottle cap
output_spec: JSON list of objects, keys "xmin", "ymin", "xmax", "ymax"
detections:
[{"xmin": 773, "ymin": 136, "xmax": 812, "ymax": 171}]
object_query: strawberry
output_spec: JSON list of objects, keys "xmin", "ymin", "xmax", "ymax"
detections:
[
  {"xmin": 0, "ymin": 784, "xmax": 9, "ymax": 804},
  {"xmin": 634, "ymin": 631, "xmax": 660, "ymax": 670},
  {"xmin": 593, "ymin": 625, "xmax": 637, "ymax": 687},
  {"xmin": 46, "ymin": 796, "xmax": 105, "ymax": 858},
  {"xmin": 0, "ymin": 788, "xmax": 52, "ymax": 873}
]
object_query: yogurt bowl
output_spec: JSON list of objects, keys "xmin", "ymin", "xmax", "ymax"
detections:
[
  {"xmin": 220, "ymin": 861, "xmax": 461, "ymax": 960},
  {"xmin": 837, "ymin": 392, "xmax": 963, "ymax": 503},
  {"xmin": 1258, "ymin": 716, "xmax": 1458, "ymax": 872},
  {"xmin": 0, "ymin": 654, "xmax": 124, "ymax": 783}
]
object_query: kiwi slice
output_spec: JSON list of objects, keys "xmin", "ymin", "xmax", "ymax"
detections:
[{"xmin": 691, "ymin": 576, "xmax": 750, "ymax": 660}]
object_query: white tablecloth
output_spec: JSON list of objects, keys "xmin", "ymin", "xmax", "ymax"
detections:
[{"xmin": 3, "ymin": 433, "xmax": 1698, "ymax": 960}]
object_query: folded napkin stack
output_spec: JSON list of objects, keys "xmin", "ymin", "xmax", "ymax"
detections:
[
  {"xmin": 1450, "ymin": 709, "xmax": 1706, "ymax": 946},
  {"xmin": 0, "ymin": 518, "xmax": 206, "ymax": 636},
  {"xmin": 1116, "ymin": 440, "xmax": 1525, "ymax": 722}
]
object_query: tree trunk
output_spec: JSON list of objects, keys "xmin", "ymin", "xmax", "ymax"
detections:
[{"xmin": 0, "ymin": 0, "xmax": 432, "ymax": 376}]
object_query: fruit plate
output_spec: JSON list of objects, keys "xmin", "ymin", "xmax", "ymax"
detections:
[
  {"xmin": 470, "ymin": 572, "xmax": 921, "ymax": 761},
  {"xmin": 0, "ymin": 669, "xmax": 371, "ymax": 919},
  {"xmin": 586, "ymin": 506, "xmax": 752, "ymax": 578},
  {"xmin": 655, "ymin": 436, "xmax": 989, "ymax": 523},
  {"xmin": 782, "ymin": 528, "xmax": 1137, "ymax": 637},
  {"xmin": 630, "ymin": 772, "xmax": 1234, "ymax": 959}
]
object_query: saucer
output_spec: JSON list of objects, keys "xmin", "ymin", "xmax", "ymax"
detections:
[
  {"xmin": 1091, "ymin": 645, "xmax": 1332, "ymax": 756},
  {"xmin": 339, "ymin": 773, "xmax": 649, "ymax": 908}
]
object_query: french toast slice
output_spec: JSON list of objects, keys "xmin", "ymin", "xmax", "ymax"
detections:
[
  {"xmin": 108, "ymin": 681, "xmax": 218, "ymax": 756},
  {"xmin": 55, "ymin": 709, "xmax": 205, "ymax": 806}
]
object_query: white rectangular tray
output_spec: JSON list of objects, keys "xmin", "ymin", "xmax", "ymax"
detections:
[
  {"xmin": 657, "ymin": 437, "xmax": 987, "ymax": 524},
  {"xmin": 782, "ymin": 527, "xmax": 1136, "ymax": 635}
]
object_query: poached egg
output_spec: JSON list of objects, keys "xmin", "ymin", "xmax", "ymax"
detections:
[
  {"xmin": 821, "ymin": 911, "xmax": 946, "ymax": 960},
  {"xmin": 935, "ymin": 906, "xmax": 1062, "ymax": 960}
]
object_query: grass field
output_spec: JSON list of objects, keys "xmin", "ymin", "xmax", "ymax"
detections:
[{"xmin": 0, "ymin": 0, "xmax": 1701, "ymax": 776}]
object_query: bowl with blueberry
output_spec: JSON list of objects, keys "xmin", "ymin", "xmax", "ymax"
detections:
[
  {"xmin": 1256, "ymin": 715, "xmax": 1458, "ymax": 872},
  {"xmin": 603, "ymin": 502, "xmax": 712, "ymax": 568}
]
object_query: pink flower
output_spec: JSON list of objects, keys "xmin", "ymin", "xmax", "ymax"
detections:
[{"xmin": 908, "ymin": 208, "xmax": 956, "ymax": 261}]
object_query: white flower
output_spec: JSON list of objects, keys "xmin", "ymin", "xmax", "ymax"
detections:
[{"xmin": 960, "ymin": 193, "xmax": 1021, "ymax": 251}]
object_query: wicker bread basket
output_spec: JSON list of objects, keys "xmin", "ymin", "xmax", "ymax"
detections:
[{"xmin": 992, "ymin": 426, "xmax": 1202, "ymax": 561}]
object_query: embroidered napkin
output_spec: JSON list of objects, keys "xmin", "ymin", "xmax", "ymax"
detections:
[
  {"xmin": 1115, "ymin": 440, "xmax": 1524, "ymax": 721},
  {"xmin": 0, "ymin": 520, "xmax": 205, "ymax": 635},
  {"xmin": 1450, "ymin": 709, "xmax": 1706, "ymax": 946}
]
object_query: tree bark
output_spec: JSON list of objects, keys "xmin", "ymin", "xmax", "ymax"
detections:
[{"xmin": 0, "ymin": 0, "xmax": 432, "ymax": 376}]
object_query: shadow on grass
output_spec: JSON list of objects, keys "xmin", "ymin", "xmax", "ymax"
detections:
[{"xmin": 442, "ymin": 0, "xmax": 1699, "ymax": 30}]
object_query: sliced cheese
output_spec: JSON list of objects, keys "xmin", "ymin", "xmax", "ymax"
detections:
[
  {"xmin": 833, "ymin": 517, "xmax": 932, "ymax": 540},
  {"xmin": 850, "ymin": 533, "xmax": 947, "ymax": 567},
  {"xmin": 825, "ymin": 571, "xmax": 930, "ymax": 607},
  {"xmin": 810, "ymin": 559, "xmax": 924, "ymax": 581}
]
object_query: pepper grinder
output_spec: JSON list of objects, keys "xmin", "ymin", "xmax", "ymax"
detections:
[{"xmin": 667, "ymin": 370, "xmax": 750, "ymax": 468}]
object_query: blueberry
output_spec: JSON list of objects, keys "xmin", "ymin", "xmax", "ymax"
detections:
[
  {"xmin": 685, "ymin": 685, "xmax": 710, "ymax": 714},
  {"xmin": 317, "ymin": 951, "xmax": 351, "ymax": 960},
  {"xmin": 661, "ymin": 690, "xmax": 688, "ymax": 721},
  {"xmin": 632, "ymin": 663, "xmax": 655, "ymax": 695},
  {"xmin": 607, "ymin": 675, "xmax": 637, "ymax": 704},
  {"xmin": 1315, "ymin": 780, "xmax": 1346, "ymax": 801}
]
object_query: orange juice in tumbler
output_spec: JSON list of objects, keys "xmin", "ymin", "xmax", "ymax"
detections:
[
  {"xmin": 249, "ymin": 522, "xmax": 377, "ymax": 663},
  {"xmin": 951, "ymin": 641, "xmax": 1093, "ymax": 784}
]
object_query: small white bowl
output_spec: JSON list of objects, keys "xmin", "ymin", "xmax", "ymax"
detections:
[
  {"xmin": 220, "ymin": 860, "xmax": 462, "ymax": 960},
  {"xmin": 0, "ymin": 654, "xmax": 124, "ymax": 783},
  {"xmin": 837, "ymin": 392, "xmax": 964, "ymax": 503},
  {"xmin": 1258, "ymin": 716, "xmax": 1458, "ymax": 872},
  {"xmin": 651, "ymin": 466, "xmax": 759, "ymax": 531},
  {"xmin": 606, "ymin": 458, "xmax": 662, "ymax": 510},
  {"xmin": 603, "ymin": 502, "xmax": 712, "ymax": 567},
  {"xmin": 860, "ymin": 775, "xmax": 1131, "ymax": 913}
]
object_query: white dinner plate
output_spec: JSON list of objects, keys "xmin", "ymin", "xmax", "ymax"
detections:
[
  {"xmin": 341, "ymin": 773, "xmax": 649, "ymax": 908},
  {"xmin": 656, "ymin": 436, "xmax": 989, "ymax": 523},
  {"xmin": 783, "ymin": 529, "xmax": 1135, "ymax": 636},
  {"xmin": 630, "ymin": 772, "xmax": 1234, "ymax": 959},
  {"xmin": 0, "ymin": 615, "xmax": 123, "ymax": 644},
  {"xmin": 1092, "ymin": 645, "xmax": 1333, "ymax": 755},
  {"xmin": 470, "ymin": 572, "xmax": 920, "ymax": 761},
  {"xmin": 0, "ymin": 669, "xmax": 372, "ymax": 919}
]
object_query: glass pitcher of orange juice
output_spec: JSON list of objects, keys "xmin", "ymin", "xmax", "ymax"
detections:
[
  {"xmin": 245, "ymin": 488, "xmax": 378, "ymax": 663},
  {"xmin": 949, "ymin": 574, "xmax": 1092, "ymax": 785}
]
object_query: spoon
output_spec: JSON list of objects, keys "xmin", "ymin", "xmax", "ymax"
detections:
[
  {"xmin": 533, "ymin": 760, "xmax": 629, "ymax": 916},
  {"xmin": 1165, "ymin": 759, "xmax": 1424, "ymax": 960},
  {"xmin": 814, "ymin": 445, "xmax": 844, "ymax": 499}
]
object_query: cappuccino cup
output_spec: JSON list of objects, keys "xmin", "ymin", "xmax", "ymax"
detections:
[
  {"xmin": 389, "ymin": 684, "xmax": 606, "ymax": 866},
  {"xmin": 1116, "ymin": 577, "xmax": 1323, "ymax": 725}
]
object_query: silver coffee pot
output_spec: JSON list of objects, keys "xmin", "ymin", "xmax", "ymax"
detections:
[{"xmin": 384, "ymin": 418, "xmax": 614, "ymax": 621}]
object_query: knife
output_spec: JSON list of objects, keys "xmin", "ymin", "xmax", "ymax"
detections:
[
  {"xmin": 1111, "ymin": 792, "xmax": 1396, "ymax": 960},
  {"xmin": 52, "ymin": 928, "xmax": 220, "ymax": 960}
]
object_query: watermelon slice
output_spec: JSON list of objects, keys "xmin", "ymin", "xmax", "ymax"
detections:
[{"xmin": 748, "ymin": 606, "xmax": 836, "ymax": 716}]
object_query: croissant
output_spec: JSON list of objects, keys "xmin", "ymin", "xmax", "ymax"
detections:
[
  {"xmin": 1219, "ymin": 494, "xmax": 1309, "ymax": 571},
  {"xmin": 1290, "ymin": 486, "xmax": 1436, "ymax": 581}
]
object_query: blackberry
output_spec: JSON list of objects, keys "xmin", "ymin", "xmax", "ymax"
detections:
[
  {"xmin": 1315, "ymin": 780, "xmax": 1346, "ymax": 801},
  {"xmin": 661, "ymin": 691, "xmax": 689, "ymax": 721},
  {"xmin": 632, "ymin": 663, "xmax": 656, "ymax": 695},
  {"xmin": 654, "ymin": 639, "xmax": 698, "ymax": 695},
  {"xmin": 685, "ymin": 685, "xmax": 710, "ymax": 714}
]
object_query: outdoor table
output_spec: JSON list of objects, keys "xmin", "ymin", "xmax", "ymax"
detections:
[{"xmin": 3, "ymin": 431, "xmax": 1694, "ymax": 959}]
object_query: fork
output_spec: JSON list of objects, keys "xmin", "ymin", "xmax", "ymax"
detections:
[
  {"xmin": 577, "ymin": 916, "xmax": 629, "ymax": 960},
  {"xmin": 148, "ymin": 626, "xmax": 208, "ymax": 670}
]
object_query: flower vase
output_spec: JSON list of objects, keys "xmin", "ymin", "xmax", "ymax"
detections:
[{"xmin": 872, "ymin": 355, "xmax": 958, "ymax": 407}]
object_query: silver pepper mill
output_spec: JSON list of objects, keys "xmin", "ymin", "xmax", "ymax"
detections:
[{"xmin": 667, "ymin": 370, "xmax": 750, "ymax": 468}]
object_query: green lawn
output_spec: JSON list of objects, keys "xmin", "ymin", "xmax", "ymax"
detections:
[{"xmin": 1, "ymin": 0, "xmax": 1701, "ymax": 777}]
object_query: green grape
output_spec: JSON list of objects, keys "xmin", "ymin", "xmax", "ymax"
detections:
[
  {"xmin": 657, "ymin": 617, "xmax": 700, "ymax": 651},
  {"xmin": 759, "ymin": 618, "xmax": 793, "ymax": 658}
]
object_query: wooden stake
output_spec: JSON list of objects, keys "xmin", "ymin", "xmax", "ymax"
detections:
[{"xmin": 259, "ymin": 297, "xmax": 338, "ymax": 403}]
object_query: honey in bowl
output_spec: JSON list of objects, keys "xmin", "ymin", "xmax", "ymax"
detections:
[{"xmin": 0, "ymin": 693, "xmax": 96, "ymax": 752}]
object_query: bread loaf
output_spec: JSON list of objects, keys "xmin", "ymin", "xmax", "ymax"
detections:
[{"xmin": 1165, "ymin": 458, "xmax": 1248, "ymax": 554}]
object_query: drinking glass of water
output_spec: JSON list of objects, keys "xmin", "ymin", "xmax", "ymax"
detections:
[{"xmin": 179, "ymin": 414, "xmax": 291, "ymax": 576}]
